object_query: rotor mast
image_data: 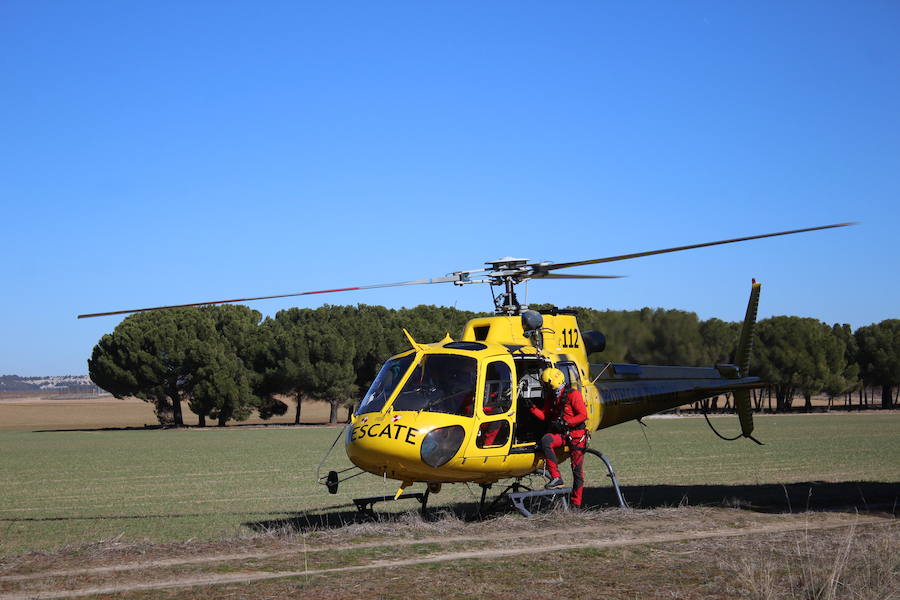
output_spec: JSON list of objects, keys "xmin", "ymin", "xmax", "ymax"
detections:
[{"xmin": 485, "ymin": 257, "xmax": 530, "ymax": 315}]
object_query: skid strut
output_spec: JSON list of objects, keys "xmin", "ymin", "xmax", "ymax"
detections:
[{"xmin": 584, "ymin": 447, "xmax": 628, "ymax": 508}]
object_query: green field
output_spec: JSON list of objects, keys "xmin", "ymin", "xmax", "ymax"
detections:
[{"xmin": 1, "ymin": 413, "xmax": 898, "ymax": 557}]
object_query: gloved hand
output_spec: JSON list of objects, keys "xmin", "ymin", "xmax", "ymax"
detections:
[{"xmin": 549, "ymin": 417, "xmax": 568, "ymax": 434}]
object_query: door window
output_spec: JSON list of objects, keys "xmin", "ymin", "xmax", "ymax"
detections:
[
  {"xmin": 476, "ymin": 420, "xmax": 510, "ymax": 448},
  {"xmin": 483, "ymin": 361, "xmax": 512, "ymax": 415}
]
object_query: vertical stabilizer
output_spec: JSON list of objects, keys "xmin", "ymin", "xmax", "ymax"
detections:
[
  {"xmin": 735, "ymin": 280, "xmax": 762, "ymax": 376},
  {"xmin": 734, "ymin": 280, "xmax": 762, "ymax": 438}
]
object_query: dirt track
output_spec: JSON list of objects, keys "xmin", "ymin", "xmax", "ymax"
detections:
[{"xmin": 1, "ymin": 508, "xmax": 895, "ymax": 599}]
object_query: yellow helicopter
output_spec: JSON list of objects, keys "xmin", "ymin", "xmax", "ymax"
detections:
[{"xmin": 79, "ymin": 223, "xmax": 854, "ymax": 515}]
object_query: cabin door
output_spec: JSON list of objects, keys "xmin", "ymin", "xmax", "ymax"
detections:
[{"xmin": 466, "ymin": 358, "xmax": 514, "ymax": 458}]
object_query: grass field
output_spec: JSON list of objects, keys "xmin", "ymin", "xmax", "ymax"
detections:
[{"xmin": 1, "ymin": 411, "xmax": 897, "ymax": 558}]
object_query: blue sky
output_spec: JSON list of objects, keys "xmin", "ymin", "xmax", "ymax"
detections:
[{"xmin": 2, "ymin": 1, "xmax": 897, "ymax": 376}]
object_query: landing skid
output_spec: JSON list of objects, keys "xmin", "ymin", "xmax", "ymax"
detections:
[
  {"xmin": 353, "ymin": 490, "xmax": 430, "ymax": 517},
  {"xmin": 350, "ymin": 449, "xmax": 627, "ymax": 518}
]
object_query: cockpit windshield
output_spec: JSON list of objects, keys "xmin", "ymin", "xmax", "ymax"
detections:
[
  {"xmin": 391, "ymin": 354, "xmax": 477, "ymax": 416},
  {"xmin": 356, "ymin": 353, "xmax": 415, "ymax": 415}
]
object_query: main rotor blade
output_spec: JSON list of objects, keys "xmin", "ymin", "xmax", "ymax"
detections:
[
  {"xmin": 76, "ymin": 276, "xmax": 462, "ymax": 319},
  {"xmin": 538, "ymin": 274, "xmax": 624, "ymax": 279},
  {"xmin": 545, "ymin": 222, "xmax": 858, "ymax": 272}
]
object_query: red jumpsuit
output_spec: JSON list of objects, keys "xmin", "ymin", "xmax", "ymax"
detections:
[{"xmin": 530, "ymin": 386, "xmax": 589, "ymax": 507}]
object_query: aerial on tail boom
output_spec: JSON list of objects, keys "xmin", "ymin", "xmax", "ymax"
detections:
[{"xmin": 78, "ymin": 222, "xmax": 855, "ymax": 514}]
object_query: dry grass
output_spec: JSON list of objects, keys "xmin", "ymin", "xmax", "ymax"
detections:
[
  {"xmin": 3, "ymin": 508, "xmax": 895, "ymax": 600},
  {"xmin": 728, "ymin": 519, "xmax": 899, "ymax": 600}
]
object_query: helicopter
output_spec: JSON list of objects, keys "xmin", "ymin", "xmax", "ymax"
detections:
[{"xmin": 79, "ymin": 222, "xmax": 855, "ymax": 514}]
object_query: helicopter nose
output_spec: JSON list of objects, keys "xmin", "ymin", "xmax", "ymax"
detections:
[{"xmin": 345, "ymin": 416, "xmax": 426, "ymax": 476}]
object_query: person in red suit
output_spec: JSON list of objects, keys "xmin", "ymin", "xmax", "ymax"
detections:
[{"xmin": 529, "ymin": 367, "xmax": 589, "ymax": 508}]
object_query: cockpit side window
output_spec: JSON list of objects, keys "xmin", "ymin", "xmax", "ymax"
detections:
[
  {"xmin": 483, "ymin": 361, "xmax": 512, "ymax": 415},
  {"xmin": 356, "ymin": 353, "xmax": 414, "ymax": 415},
  {"xmin": 391, "ymin": 354, "xmax": 478, "ymax": 416},
  {"xmin": 559, "ymin": 362, "xmax": 582, "ymax": 392}
]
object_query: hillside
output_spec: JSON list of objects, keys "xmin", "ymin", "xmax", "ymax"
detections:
[{"xmin": 0, "ymin": 374, "xmax": 95, "ymax": 392}]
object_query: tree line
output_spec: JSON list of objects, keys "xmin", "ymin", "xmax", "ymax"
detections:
[{"xmin": 88, "ymin": 304, "xmax": 899, "ymax": 426}]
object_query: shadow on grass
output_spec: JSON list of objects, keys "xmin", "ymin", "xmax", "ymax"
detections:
[
  {"xmin": 244, "ymin": 480, "xmax": 899, "ymax": 534},
  {"xmin": 585, "ymin": 480, "xmax": 900, "ymax": 513},
  {"xmin": 4, "ymin": 482, "xmax": 893, "ymax": 531}
]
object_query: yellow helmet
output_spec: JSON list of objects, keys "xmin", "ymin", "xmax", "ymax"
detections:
[{"xmin": 540, "ymin": 367, "xmax": 565, "ymax": 389}]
